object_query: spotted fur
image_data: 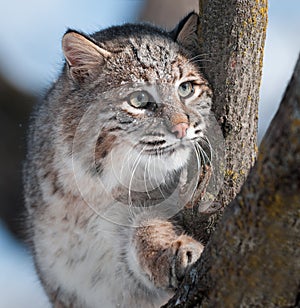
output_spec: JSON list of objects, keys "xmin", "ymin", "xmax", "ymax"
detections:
[{"xmin": 24, "ymin": 12, "xmax": 211, "ymax": 308}]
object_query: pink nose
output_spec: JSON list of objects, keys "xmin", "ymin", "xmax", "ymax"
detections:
[{"xmin": 171, "ymin": 122, "xmax": 189, "ymax": 139}]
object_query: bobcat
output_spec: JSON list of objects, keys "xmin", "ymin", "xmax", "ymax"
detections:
[{"xmin": 23, "ymin": 12, "xmax": 214, "ymax": 307}]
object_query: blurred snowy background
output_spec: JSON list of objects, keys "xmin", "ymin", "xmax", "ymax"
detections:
[{"xmin": 0, "ymin": 1, "xmax": 299, "ymax": 307}]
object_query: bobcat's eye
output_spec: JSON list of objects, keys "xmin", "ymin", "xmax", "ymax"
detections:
[
  {"xmin": 129, "ymin": 91, "xmax": 150, "ymax": 108},
  {"xmin": 178, "ymin": 81, "xmax": 194, "ymax": 98}
]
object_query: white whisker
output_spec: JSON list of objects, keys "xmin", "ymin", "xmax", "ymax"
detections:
[
  {"xmin": 152, "ymin": 147, "xmax": 166, "ymax": 200},
  {"xmin": 128, "ymin": 145, "xmax": 147, "ymax": 215},
  {"xmin": 194, "ymin": 140, "xmax": 216, "ymax": 186},
  {"xmin": 189, "ymin": 142, "xmax": 203, "ymax": 206},
  {"xmin": 144, "ymin": 154, "xmax": 152, "ymax": 199},
  {"xmin": 117, "ymin": 142, "xmax": 137, "ymax": 186}
]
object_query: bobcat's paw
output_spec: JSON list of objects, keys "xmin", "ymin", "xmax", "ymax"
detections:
[{"xmin": 169, "ymin": 235, "xmax": 204, "ymax": 289}]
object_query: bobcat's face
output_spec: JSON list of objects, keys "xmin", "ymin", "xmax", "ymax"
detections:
[
  {"xmin": 90, "ymin": 70, "xmax": 212, "ymax": 192},
  {"xmin": 107, "ymin": 77, "xmax": 212, "ymax": 172},
  {"xmin": 61, "ymin": 24, "xmax": 212, "ymax": 197}
]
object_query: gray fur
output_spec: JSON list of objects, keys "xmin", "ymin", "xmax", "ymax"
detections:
[{"xmin": 24, "ymin": 13, "xmax": 211, "ymax": 307}]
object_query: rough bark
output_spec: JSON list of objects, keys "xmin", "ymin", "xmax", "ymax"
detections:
[
  {"xmin": 179, "ymin": 0, "xmax": 268, "ymax": 243},
  {"xmin": 198, "ymin": 0, "xmax": 267, "ymax": 203},
  {"xmin": 164, "ymin": 53, "xmax": 300, "ymax": 308}
]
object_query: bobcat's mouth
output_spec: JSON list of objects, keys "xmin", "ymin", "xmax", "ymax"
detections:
[
  {"xmin": 143, "ymin": 144, "xmax": 177, "ymax": 156},
  {"xmin": 137, "ymin": 133, "xmax": 191, "ymax": 156},
  {"xmin": 141, "ymin": 141, "xmax": 191, "ymax": 157}
]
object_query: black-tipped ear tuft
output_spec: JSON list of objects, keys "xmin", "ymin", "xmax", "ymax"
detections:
[
  {"xmin": 170, "ymin": 12, "xmax": 200, "ymax": 52},
  {"xmin": 62, "ymin": 30, "xmax": 111, "ymax": 82}
]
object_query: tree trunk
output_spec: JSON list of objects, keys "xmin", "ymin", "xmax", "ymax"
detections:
[
  {"xmin": 163, "ymin": 0, "xmax": 300, "ymax": 306},
  {"xmin": 198, "ymin": 0, "xmax": 268, "ymax": 204},
  {"xmin": 179, "ymin": 0, "xmax": 268, "ymax": 242}
]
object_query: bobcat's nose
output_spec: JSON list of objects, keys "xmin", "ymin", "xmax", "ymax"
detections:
[{"xmin": 171, "ymin": 122, "xmax": 189, "ymax": 139}]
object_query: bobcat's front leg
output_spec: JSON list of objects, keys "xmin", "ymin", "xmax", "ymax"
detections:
[{"xmin": 132, "ymin": 219, "xmax": 204, "ymax": 290}]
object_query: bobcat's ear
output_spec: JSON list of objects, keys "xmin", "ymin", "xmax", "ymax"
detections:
[
  {"xmin": 62, "ymin": 30, "xmax": 111, "ymax": 82},
  {"xmin": 170, "ymin": 12, "xmax": 200, "ymax": 52}
]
